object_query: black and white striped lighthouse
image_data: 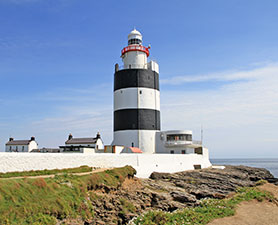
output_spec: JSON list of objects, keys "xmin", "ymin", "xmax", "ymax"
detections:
[{"xmin": 112, "ymin": 29, "xmax": 160, "ymax": 154}]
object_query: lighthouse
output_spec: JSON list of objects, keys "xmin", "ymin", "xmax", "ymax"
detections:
[{"xmin": 112, "ymin": 29, "xmax": 160, "ymax": 154}]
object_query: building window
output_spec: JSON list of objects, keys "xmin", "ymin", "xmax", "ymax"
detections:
[
  {"xmin": 139, "ymin": 90, "xmax": 142, "ymax": 94},
  {"xmin": 132, "ymin": 142, "xmax": 134, "ymax": 147},
  {"xmin": 170, "ymin": 150, "xmax": 174, "ymax": 154},
  {"xmin": 181, "ymin": 150, "xmax": 186, "ymax": 154},
  {"xmin": 9, "ymin": 146, "xmax": 12, "ymax": 151},
  {"xmin": 22, "ymin": 146, "xmax": 24, "ymax": 152},
  {"xmin": 167, "ymin": 134, "xmax": 192, "ymax": 141}
]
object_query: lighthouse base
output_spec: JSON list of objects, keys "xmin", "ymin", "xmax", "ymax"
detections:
[{"xmin": 112, "ymin": 130, "xmax": 158, "ymax": 154}]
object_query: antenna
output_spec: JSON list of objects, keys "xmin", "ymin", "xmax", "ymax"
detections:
[{"xmin": 201, "ymin": 125, "xmax": 203, "ymax": 145}]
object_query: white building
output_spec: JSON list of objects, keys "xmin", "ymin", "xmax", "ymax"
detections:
[
  {"xmin": 155, "ymin": 130, "xmax": 208, "ymax": 158},
  {"xmin": 60, "ymin": 133, "xmax": 104, "ymax": 153},
  {"xmin": 5, "ymin": 137, "xmax": 38, "ymax": 152},
  {"xmin": 112, "ymin": 29, "xmax": 209, "ymax": 157}
]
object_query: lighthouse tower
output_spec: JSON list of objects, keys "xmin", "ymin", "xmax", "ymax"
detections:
[{"xmin": 112, "ymin": 29, "xmax": 160, "ymax": 154}]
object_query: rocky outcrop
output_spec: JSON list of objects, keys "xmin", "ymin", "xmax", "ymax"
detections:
[{"xmin": 65, "ymin": 165, "xmax": 277, "ymax": 224}]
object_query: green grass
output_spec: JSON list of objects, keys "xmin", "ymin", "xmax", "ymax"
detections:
[
  {"xmin": 0, "ymin": 166, "xmax": 136, "ymax": 224},
  {"xmin": 120, "ymin": 198, "xmax": 136, "ymax": 215},
  {"xmin": 133, "ymin": 186, "xmax": 274, "ymax": 225},
  {"xmin": 0, "ymin": 166, "xmax": 93, "ymax": 178}
]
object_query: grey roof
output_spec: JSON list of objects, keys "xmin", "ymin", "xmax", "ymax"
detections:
[
  {"xmin": 65, "ymin": 138, "xmax": 97, "ymax": 145},
  {"xmin": 6, "ymin": 140, "xmax": 31, "ymax": 145}
]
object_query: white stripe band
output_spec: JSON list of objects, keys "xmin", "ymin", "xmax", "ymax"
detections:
[{"xmin": 114, "ymin": 87, "xmax": 160, "ymax": 111}]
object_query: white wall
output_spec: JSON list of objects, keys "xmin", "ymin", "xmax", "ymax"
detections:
[
  {"xmin": 96, "ymin": 139, "xmax": 104, "ymax": 150},
  {"xmin": 123, "ymin": 51, "xmax": 147, "ymax": 69},
  {"xmin": 112, "ymin": 130, "xmax": 139, "ymax": 147},
  {"xmin": 28, "ymin": 140, "xmax": 38, "ymax": 152},
  {"xmin": 0, "ymin": 153, "xmax": 211, "ymax": 178},
  {"xmin": 113, "ymin": 130, "xmax": 158, "ymax": 154},
  {"xmin": 114, "ymin": 88, "xmax": 160, "ymax": 111},
  {"xmin": 147, "ymin": 60, "xmax": 159, "ymax": 74}
]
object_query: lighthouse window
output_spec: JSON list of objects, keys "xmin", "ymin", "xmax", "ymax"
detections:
[
  {"xmin": 139, "ymin": 90, "xmax": 142, "ymax": 94},
  {"xmin": 128, "ymin": 38, "xmax": 142, "ymax": 45}
]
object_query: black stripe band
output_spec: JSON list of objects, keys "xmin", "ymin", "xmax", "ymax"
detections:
[
  {"xmin": 114, "ymin": 109, "xmax": 160, "ymax": 131},
  {"xmin": 114, "ymin": 69, "xmax": 159, "ymax": 91}
]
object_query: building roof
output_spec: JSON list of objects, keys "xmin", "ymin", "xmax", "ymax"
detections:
[
  {"xmin": 6, "ymin": 140, "xmax": 32, "ymax": 145},
  {"xmin": 129, "ymin": 28, "xmax": 141, "ymax": 36},
  {"xmin": 65, "ymin": 137, "xmax": 97, "ymax": 145},
  {"xmin": 129, "ymin": 147, "xmax": 143, "ymax": 153}
]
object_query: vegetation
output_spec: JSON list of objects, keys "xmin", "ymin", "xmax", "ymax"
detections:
[
  {"xmin": 133, "ymin": 186, "xmax": 274, "ymax": 225},
  {"xmin": 0, "ymin": 165, "xmax": 93, "ymax": 178},
  {"xmin": 0, "ymin": 166, "xmax": 136, "ymax": 224}
]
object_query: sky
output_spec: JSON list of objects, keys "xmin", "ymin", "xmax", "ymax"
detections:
[{"xmin": 0, "ymin": 0, "xmax": 278, "ymax": 158}]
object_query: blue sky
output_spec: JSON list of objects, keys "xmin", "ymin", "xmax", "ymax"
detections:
[{"xmin": 0, "ymin": 0, "xmax": 278, "ymax": 157}]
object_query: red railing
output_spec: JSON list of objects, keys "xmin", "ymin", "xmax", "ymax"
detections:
[{"xmin": 121, "ymin": 45, "xmax": 150, "ymax": 57}]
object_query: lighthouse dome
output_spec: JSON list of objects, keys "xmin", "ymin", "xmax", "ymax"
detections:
[{"xmin": 128, "ymin": 29, "xmax": 142, "ymax": 45}]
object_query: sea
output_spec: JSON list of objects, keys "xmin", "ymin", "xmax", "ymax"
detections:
[{"xmin": 210, "ymin": 158, "xmax": 278, "ymax": 178}]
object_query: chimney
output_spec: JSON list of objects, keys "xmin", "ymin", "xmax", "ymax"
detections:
[
  {"xmin": 9, "ymin": 137, "xmax": 14, "ymax": 142},
  {"xmin": 96, "ymin": 132, "xmax": 101, "ymax": 139},
  {"xmin": 115, "ymin": 63, "xmax": 119, "ymax": 72},
  {"xmin": 68, "ymin": 133, "xmax": 73, "ymax": 140},
  {"xmin": 31, "ymin": 137, "xmax": 35, "ymax": 141}
]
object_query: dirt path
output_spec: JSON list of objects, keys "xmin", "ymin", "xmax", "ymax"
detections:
[
  {"xmin": 208, "ymin": 183, "xmax": 278, "ymax": 225},
  {"xmin": 0, "ymin": 167, "xmax": 112, "ymax": 180}
]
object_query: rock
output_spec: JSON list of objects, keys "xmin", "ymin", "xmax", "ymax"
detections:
[
  {"xmin": 266, "ymin": 178, "xmax": 278, "ymax": 184},
  {"xmin": 149, "ymin": 172, "xmax": 171, "ymax": 180},
  {"xmin": 171, "ymin": 191, "xmax": 197, "ymax": 203},
  {"xmin": 82, "ymin": 165, "xmax": 277, "ymax": 224}
]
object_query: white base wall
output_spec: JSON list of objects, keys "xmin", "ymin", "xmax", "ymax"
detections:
[
  {"xmin": 113, "ymin": 130, "xmax": 158, "ymax": 154},
  {"xmin": 0, "ymin": 153, "xmax": 211, "ymax": 178}
]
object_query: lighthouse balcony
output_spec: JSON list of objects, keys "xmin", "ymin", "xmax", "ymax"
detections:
[
  {"xmin": 117, "ymin": 63, "xmax": 149, "ymax": 70},
  {"xmin": 164, "ymin": 140, "xmax": 193, "ymax": 147},
  {"xmin": 116, "ymin": 60, "xmax": 159, "ymax": 74},
  {"xmin": 121, "ymin": 45, "xmax": 150, "ymax": 57}
]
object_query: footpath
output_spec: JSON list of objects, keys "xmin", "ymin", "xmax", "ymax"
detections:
[
  {"xmin": 208, "ymin": 183, "xmax": 278, "ymax": 225},
  {"xmin": 0, "ymin": 167, "xmax": 111, "ymax": 180}
]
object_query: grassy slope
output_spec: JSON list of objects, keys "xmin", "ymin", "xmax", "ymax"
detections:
[
  {"xmin": 133, "ymin": 186, "xmax": 274, "ymax": 225},
  {"xmin": 0, "ymin": 165, "xmax": 93, "ymax": 178},
  {"xmin": 0, "ymin": 166, "xmax": 136, "ymax": 224}
]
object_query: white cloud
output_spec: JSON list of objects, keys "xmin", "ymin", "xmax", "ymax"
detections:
[
  {"xmin": 161, "ymin": 64, "xmax": 278, "ymax": 158},
  {"xmin": 160, "ymin": 63, "xmax": 278, "ymax": 85}
]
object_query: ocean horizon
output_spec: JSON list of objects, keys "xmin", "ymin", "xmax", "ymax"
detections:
[{"xmin": 210, "ymin": 158, "xmax": 278, "ymax": 178}]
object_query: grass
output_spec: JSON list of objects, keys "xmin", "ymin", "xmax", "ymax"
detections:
[
  {"xmin": 120, "ymin": 198, "xmax": 136, "ymax": 215},
  {"xmin": 0, "ymin": 165, "xmax": 136, "ymax": 224},
  {"xmin": 0, "ymin": 166, "xmax": 93, "ymax": 178},
  {"xmin": 133, "ymin": 186, "xmax": 274, "ymax": 225}
]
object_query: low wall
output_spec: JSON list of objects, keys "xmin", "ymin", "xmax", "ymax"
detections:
[{"xmin": 0, "ymin": 153, "xmax": 212, "ymax": 178}]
